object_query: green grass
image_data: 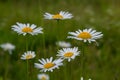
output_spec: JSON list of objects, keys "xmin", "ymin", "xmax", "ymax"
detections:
[{"xmin": 0, "ymin": 0, "xmax": 120, "ymax": 80}]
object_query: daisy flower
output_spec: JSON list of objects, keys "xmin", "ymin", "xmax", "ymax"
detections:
[
  {"xmin": 44, "ymin": 11, "xmax": 73, "ymax": 20},
  {"xmin": 38, "ymin": 73, "xmax": 49, "ymax": 80},
  {"xmin": 56, "ymin": 41, "xmax": 71, "ymax": 48},
  {"xmin": 57, "ymin": 47, "xmax": 80, "ymax": 62},
  {"xmin": 68, "ymin": 28, "xmax": 103, "ymax": 43},
  {"xmin": 34, "ymin": 57, "xmax": 63, "ymax": 72},
  {"xmin": 12, "ymin": 22, "xmax": 43, "ymax": 36},
  {"xmin": 21, "ymin": 51, "xmax": 36, "ymax": 60},
  {"xmin": 80, "ymin": 77, "xmax": 83, "ymax": 80},
  {"xmin": 0, "ymin": 43, "xmax": 15, "ymax": 54}
]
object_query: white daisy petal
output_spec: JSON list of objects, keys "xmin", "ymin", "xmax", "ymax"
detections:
[
  {"xmin": 68, "ymin": 28, "xmax": 103, "ymax": 43},
  {"xmin": 0, "ymin": 43, "xmax": 15, "ymax": 54},
  {"xmin": 56, "ymin": 41, "xmax": 71, "ymax": 48},
  {"xmin": 12, "ymin": 22, "xmax": 43, "ymax": 36},
  {"xmin": 44, "ymin": 11, "xmax": 73, "ymax": 20},
  {"xmin": 34, "ymin": 57, "xmax": 63, "ymax": 72},
  {"xmin": 44, "ymin": 13, "xmax": 53, "ymax": 19},
  {"xmin": 38, "ymin": 73, "xmax": 49, "ymax": 80},
  {"xmin": 20, "ymin": 51, "xmax": 36, "ymax": 60},
  {"xmin": 57, "ymin": 47, "xmax": 80, "ymax": 62}
]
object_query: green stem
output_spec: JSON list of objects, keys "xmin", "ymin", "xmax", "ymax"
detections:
[
  {"xmin": 56, "ymin": 20, "xmax": 61, "ymax": 50},
  {"xmin": 4, "ymin": 53, "xmax": 9, "ymax": 80},
  {"xmin": 26, "ymin": 36, "xmax": 29, "ymax": 80},
  {"xmin": 26, "ymin": 36, "xmax": 28, "ymax": 51},
  {"xmin": 29, "ymin": 61, "xmax": 32, "ymax": 80},
  {"xmin": 42, "ymin": 33, "xmax": 46, "ymax": 57},
  {"xmin": 81, "ymin": 43, "xmax": 85, "ymax": 78},
  {"xmin": 57, "ymin": 20, "xmax": 60, "ymax": 40},
  {"xmin": 64, "ymin": 62, "xmax": 68, "ymax": 80},
  {"xmin": 27, "ymin": 60, "xmax": 29, "ymax": 80}
]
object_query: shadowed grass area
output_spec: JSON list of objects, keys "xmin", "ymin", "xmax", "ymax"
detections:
[{"xmin": 0, "ymin": 0, "xmax": 120, "ymax": 80}]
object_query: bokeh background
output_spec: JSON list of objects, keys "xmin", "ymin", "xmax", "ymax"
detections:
[{"xmin": 0, "ymin": 0, "xmax": 120, "ymax": 80}]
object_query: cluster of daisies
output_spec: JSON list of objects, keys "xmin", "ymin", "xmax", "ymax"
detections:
[
  {"xmin": 35, "ymin": 47, "xmax": 80, "ymax": 72},
  {"xmin": 0, "ymin": 11, "xmax": 103, "ymax": 80}
]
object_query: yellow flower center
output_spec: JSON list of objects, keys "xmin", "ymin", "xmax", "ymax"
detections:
[
  {"xmin": 44, "ymin": 63, "xmax": 55, "ymax": 69},
  {"xmin": 77, "ymin": 32, "xmax": 92, "ymax": 39},
  {"xmin": 22, "ymin": 27, "xmax": 33, "ymax": 32},
  {"xmin": 64, "ymin": 52, "xmax": 74, "ymax": 57},
  {"xmin": 41, "ymin": 76, "xmax": 46, "ymax": 80},
  {"xmin": 52, "ymin": 14, "xmax": 63, "ymax": 19},
  {"xmin": 26, "ymin": 55, "xmax": 33, "ymax": 59}
]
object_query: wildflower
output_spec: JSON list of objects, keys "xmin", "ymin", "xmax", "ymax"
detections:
[
  {"xmin": 12, "ymin": 22, "xmax": 43, "ymax": 36},
  {"xmin": 21, "ymin": 51, "xmax": 36, "ymax": 60},
  {"xmin": 68, "ymin": 28, "xmax": 103, "ymax": 43},
  {"xmin": 57, "ymin": 47, "xmax": 80, "ymax": 62},
  {"xmin": 56, "ymin": 41, "xmax": 71, "ymax": 48},
  {"xmin": 0, "ymin": 43, "xmax": 15, "ymax": 54},
  {"xmin": 44, "ymin": 11, "xmax": 73, "ymax": 20},
  {"xmin": 35, "ymin": 57, "xmax": 63, "ymax": 72},
  {"xmin": 38, "ymin": 73, "xmax": 49, "ymax": 80},
  {"xmin": 81, "ymin": 77, "xmax": 83, "ymax": 80}
]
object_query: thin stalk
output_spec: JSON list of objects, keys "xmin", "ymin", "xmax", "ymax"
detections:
[
  {"xmin": 26, "ymin": 60, "xmax": 29, "ymax": 80},
  {"xmin": 29, "ymin": 61, "xmax": 32, "ymax": 80},
  {"xmin": 41, "ymin": 16, "xmax": 46, "ymax": 57},
  {"xmin": 25, "ymin": 36, "xmax": 28, "ymax": 51},
  {"xmin": 81, "ymin": 43, "xmax": 85, "ymax": 78},
  {"xmin": 64, "ymin": 62, "xmax": 68, "ymax": 80},
  {"xmin": 25, "ymin": 36, "xmax": 29, "ymax": 80},
  {"xmin": 42, "ymin": 33, "xmax": 46, "ymax": 57},
  {"xmin": 4, "ymin": 53, "xmax": 9, "ymax": 80},
  {"xmin": 57, "ymin": 20, "xmax": 60, "ymax": 39},
  {"xmin": 56, "ymin": 20, "xmax": 61, "ymax": 50}
]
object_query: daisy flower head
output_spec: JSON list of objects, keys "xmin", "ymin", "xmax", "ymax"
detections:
[
  {"xmin": 57, "ymin": 47, "xmax": 80, "ymax": 62},
  {"xmin": 21, "ymin": 51, "xmax": 36, "ymax": 60},
  {"xmin": 12, "ymin": 22, "xmax": 43, "ymax": 36},
  {"xmin": 38, "ymin": 73, "xmax": 49, "ymax": 80},
  {"xmin": 56, "ymin": 41, "xmax": 71, "ymax": 48},
  {"xmin": 68, "ymin": 28, "xmax": 103, "ymax": 43},
  {"xmin": 34, "ymin": 57, "xmax": 63, "ymax": 72},
  {"xmin": 44, "ymin": 11, "xmax": 73, "ymax": 20},
  {"xmin": 0, "ymin": 43, "xmax": 15, "ymax": 54}
]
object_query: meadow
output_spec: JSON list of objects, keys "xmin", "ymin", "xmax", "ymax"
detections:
[{"xmin": 0, "ymin": 0, "xmax": 120, "ymax": 80}]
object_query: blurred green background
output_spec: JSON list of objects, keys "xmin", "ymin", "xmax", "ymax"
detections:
[{"xmin": 0, "ymin": 0, "xmax": 120, "ymax": 80}]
